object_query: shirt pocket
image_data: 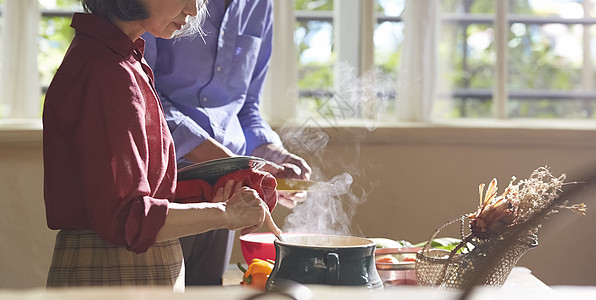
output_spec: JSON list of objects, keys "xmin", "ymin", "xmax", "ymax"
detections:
[{"xmin": 228, "ymin": 35, "xmax": 262, "ymax": 91}]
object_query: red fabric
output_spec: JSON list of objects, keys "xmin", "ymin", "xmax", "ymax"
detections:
[
  {"xmin": 175, "ymin": 169, "xmax": 278, "ymax": 212},
  {"xmin": 43, "ymin": 13, "xmax": 175, "ymax": 254},
  {"xmin": 214, "ymin": 169, "xmax": 278, "ymax": 212},
  {"xmin": 175, "ymin": 179, "xmax": 213, "ymax": 203}
]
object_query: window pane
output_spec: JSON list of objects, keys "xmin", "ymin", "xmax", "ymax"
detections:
[
  {"xmin": 436, "ymin": 0, "xmax": 596, "ymax": 119},
  {"xmin": 39, "ymin": 0, "xmax": 81, "ymax": 10},
  {"xmin": 511, "ymin": 0, "xmax": 584, "ymax": 18},
  {"xmin": 434, "ymin": 0, "xmax": 496, "ymax": 119},
  {"xmin": 509, "ymin": 0, "xmax": 594, "ymax": 119},
  {"xmin": 295, "ymin": 0, "xmax": 333, "ymax": 11},
  {"xmin": 38, "ymin": 0, "xmax": 81, "ymax": 94},
  {"xmin": 39, "ymin": 15, "xmax": 75, "ymax": 89},
  {"xmin": 509, "ymin": 23, "xmax": 582, "ymax": 92},
  {"xmin": 0, "ymin": 0, "xmax": 4, "ymax": 57},
  {"xmin": 296, "ymin": 20, "xmax": 333, "ymax": 90},
  {"xmin": 374, "ymin": 0, "xmax": 404, "ymax": 119},
  {"xmin": 374, "ymin": 0, "xmax": 404, "ymax": 82},
  {"xmin": 0, "ymin": 0, "xmax": 4, "ymax": 32},
  {"xmin": 0, "ymin": 0, "xmax": 3, "ymax": 117},
  {"xmin": 295, "ymin": 1, "xmax": 334, "ymax": 117},
  {"xmin": 441, "ymin": 0, "xmax": 495, "ymax": 14}
]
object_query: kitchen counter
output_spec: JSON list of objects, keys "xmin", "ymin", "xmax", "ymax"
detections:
[{"xmin": 4, "ymin": 267, "xmax": 595, "ymax": 300}]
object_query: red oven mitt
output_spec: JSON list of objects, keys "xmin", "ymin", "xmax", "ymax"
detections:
[
  {"xmin": 175, "ymin": 179, "xmax": 214, "ymax": 203},
  {"xmin": 213, "ymin": 169, "xmax": 278, "ymax": 212}
]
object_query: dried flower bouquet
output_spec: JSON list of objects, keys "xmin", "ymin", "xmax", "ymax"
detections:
[{"xmin": 416, "ymin": 166, "xmax": 587, "ymax": 288}]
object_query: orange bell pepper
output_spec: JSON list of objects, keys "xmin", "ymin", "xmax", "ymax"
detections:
[{"xmin": 237, "ymin": 258, "xmax": 274, "ymax": 290}]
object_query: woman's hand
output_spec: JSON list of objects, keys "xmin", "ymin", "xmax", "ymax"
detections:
[
  {"xmin": 158, "ymin": 181, "xmax": 283, "ymax": 241},
  {"xmin": 212, "ymin": 179, "xmax": 242, "ymax": 203},
  {"xmin": 220, "ymin": 186, "xmax": 267, "ymax": 235},
  {"xmin": 216, "ymin": 180, "xmax": 283, "ymax": 236}
]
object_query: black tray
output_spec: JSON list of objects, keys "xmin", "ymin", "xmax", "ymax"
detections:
[{"xmin": 177, "ymin": 156, "xmax": 266, "ymax": 184}]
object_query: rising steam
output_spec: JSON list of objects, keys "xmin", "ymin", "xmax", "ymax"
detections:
[{"xmin": 277, "ymin": 63, "xmax": 392, "ymax": 236}]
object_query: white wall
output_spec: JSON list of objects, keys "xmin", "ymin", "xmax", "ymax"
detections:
[
  {"xmin": 0, "ymin": 126, "xmax": 54, "ymax": 288},
  {"xmin": 239, "ymin": 124, "xmax": 596, "ymax": 286},
  {"xmin": 2, "ymin": 123, "xmax": 596, "ymax": 288}
]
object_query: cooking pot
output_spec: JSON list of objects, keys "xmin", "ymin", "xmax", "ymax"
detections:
[{"xmin": 266, "ymin": 234, "xmax": 382, "ymax": 290}]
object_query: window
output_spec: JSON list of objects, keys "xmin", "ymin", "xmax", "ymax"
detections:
[
  {"xmin": 39, "ymin": 0, "xmax": 81, "ymax": 94},
  {"xmin": 269, "ymin": 0, "xmax": 596, "ymax": 124},
  {"xmin": 0, "ymin": 0, "xmax": 80, "ymax": 119},
  {"xmin": 434, "ymin": 0, "xmax": 596, "ymax": 119},
  {"xmin": 374, "ymin": 0, "xmax": 404, "ymax": 83},
  {"xmin": 0, "ymin": 0, "xmax": 4, "ymax": 78},
  {"xmin": 289, "ymin": 0, "xmax": 403, "ymax": 124},
  {"xmin": 3, "ymin": 0, "xmax": 596, "ymax": 124}
]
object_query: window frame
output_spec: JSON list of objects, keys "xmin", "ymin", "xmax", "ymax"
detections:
[
  {"xmin": 263, "ymin": 0, "xmax": 596, "ymax": 125},
  {"xmin": 1, "ymin": 0, "xmax": 596, "ymax": 127}
]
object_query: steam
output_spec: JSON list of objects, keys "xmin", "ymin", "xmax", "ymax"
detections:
[
  {"xmin": 282, "ymin": 173, "xmax": 360, "ymax": 235},
  {"xmin": 277, "ymin": 63, "xmax": 391, "ymax": 236}
]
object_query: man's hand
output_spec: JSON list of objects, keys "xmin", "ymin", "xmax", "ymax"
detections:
[{"xmin": 252, "ymin": 143, "xmax": 312, "ymax": 208}]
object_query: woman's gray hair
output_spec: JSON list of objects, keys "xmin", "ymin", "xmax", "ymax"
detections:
[{"xmin": 81, "ymin": 0, "xmax": 208, "ymax": 39}]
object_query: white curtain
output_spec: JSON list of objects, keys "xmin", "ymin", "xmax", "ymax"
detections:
[
  {"xmin": 0, "ymin": 0, "xmax": 40, "ymax": 118},
  {"xmin": 397, "ymin": 0, "xmax": 438, "ymax": 122},
  {"xmin": 262, "ymin": 0, "xmax": 297, "ymax": 127}
]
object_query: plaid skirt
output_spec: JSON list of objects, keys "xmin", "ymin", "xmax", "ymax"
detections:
[{"xmin": 47, "ymin": 229, "xmax": 185, "ymax": 292}]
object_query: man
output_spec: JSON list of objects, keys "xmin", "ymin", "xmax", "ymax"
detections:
[{"xmin": 143, "ymin": 0, "xmax": 311, "ymax": 285}]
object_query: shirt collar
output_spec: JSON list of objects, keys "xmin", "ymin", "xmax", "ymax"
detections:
[{"xmin": 71, "ymin": 13, "xmax": 145, "ymax": 62}]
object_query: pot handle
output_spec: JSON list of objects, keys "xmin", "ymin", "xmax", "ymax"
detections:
[{"xmin": 326, "ymin": 252, "xmax": 340, "ymax": 285}]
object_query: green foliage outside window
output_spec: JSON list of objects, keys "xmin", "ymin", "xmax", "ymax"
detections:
[
  {"xmin": 38, "ymin": 0, "xmax": 81, "ymax": 93},
  {"xmin": 18, "ymin": 0, "xmax": 596, "ymax": 120},
  {"xmin": 436, "ymin": 0, "xmax": 594, "ymax": 119}
]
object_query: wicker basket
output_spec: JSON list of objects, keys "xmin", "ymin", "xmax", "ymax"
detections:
[{"xmin": 415, "ymin": 216, "xmax": 538, "ymax": 288}]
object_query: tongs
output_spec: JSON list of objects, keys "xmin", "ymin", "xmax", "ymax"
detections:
[{"xmin": 275, "ymin": 178, "xmax": 334, "ymax": 192}]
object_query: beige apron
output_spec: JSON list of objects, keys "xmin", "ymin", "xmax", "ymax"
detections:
[{"xmin": 47, "ymin": 229, "xmax": 184, "ymax": 292}]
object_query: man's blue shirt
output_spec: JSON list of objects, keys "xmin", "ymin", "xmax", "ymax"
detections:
[{"xmin": 143, "ymin": 0, "xmax": 281, "ymax": 164}]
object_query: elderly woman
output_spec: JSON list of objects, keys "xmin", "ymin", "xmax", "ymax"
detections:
[{"xmin": 42, "ymin": 0, "xmax": 280, "ymax": 291}]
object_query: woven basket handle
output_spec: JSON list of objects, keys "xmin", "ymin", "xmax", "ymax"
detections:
[{"xmin": 422, "ymin": 215, "xmax": 468, "ymax": 252}]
